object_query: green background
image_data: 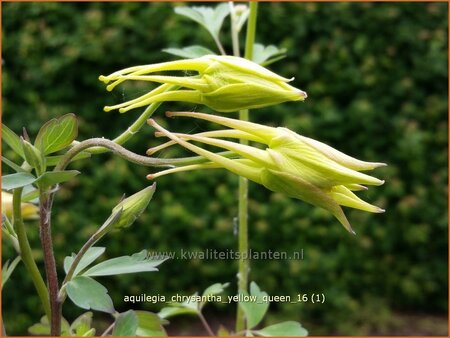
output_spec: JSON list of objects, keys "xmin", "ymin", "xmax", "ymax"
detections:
[{"xmin": 2, "ymin": 2, "xmax": 448, "ymax": 335}]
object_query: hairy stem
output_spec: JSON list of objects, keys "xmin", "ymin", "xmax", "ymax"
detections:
[
  {"xmin": 55, "ymin": 138, "xmax": 218, "ymax": 172},
  {"xmin": 39, "ymin": 190, "xmax": 61, "ymax": 335},
  {"xmin": 236, "ymin": 1, "xmax": 258, "ymax": 333},
  {"xmin": 58, "ymin": 233, "xmax": 100, "ymax": 301},
  {"xmin": 12, "ymin": 188, "xmax": 51, "ymax": 320}
]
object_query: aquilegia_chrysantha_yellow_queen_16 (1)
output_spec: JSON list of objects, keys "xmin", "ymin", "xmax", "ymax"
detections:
[{"xmin": 146, "ymin": 112, "xmax": 386, "ymax": 234}]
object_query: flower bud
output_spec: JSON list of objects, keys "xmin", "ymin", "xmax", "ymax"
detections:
[
  {"xmin": 21, "ymin": 138, "xmax": 45, "ymax": 175},
  {"xmin": 99, "ymin": 55, "xmax": 306, "ymax": 113},
  {"xmin": 112, "ymin": 184, "xmax": 156, "ymax": 229}
]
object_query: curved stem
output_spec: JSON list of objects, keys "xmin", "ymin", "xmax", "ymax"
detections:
[
  {"xmin": 59, "ymin": 210, "xmax": 122, "ymax": 302},
  {"xmin": 39, "ymin": 189, "xmax": 61, "ymax": 336},
  {"xmin": 58, "ymin": 234, "xmax": 100, "ymax": 302},
  {"xmin": 236, "ymin": 1, "xmax": 258, "ymax": 333},
  {"xmin": 13, "ymin": 188, "xmax": 51, "ymax": 320},
  {"xmin": 55, "ymin": 138, "xmax": 216, "ymax": 172}
]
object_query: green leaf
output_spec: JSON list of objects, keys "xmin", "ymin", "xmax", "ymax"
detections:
[
  {"xmin": 82, "ymin": 328, "xmax": 96, "ymax": 336},
  {"xmin": 21, "ymin": 186, "xmax": 39, "ymax": 203},
  {"xmin": 112, "ymin": 310, "xmax": 139, "ymax": 336},
  {"xmin": 158, "ymin": 306, "xmax": 198, "ymax": 319},
  {"xmin": 135, "ymin": 311, "xmax": 168, "ymax": 337},
  {"xmin": 28, "ymin": 316, "xmax": 71, "ymax": 336},
  {"xmin": 46, "ymin": 151, "xmax": 91, "ymax": 167},
  {"xmin": 70, "ymin": 312, "xmax": 95, "ymax": 337},
  {"xmin": 2, "ymin": 256, "xmax": 21, "ymax": 287},
  {"xmin": 2, "ymin": 172, "xmax": 36, "ymax": 191},
  {"xmin": 239, "ymin": 282, "xmax": 270, "ymax": 330},
  {"xmin": 35, "ymin": 113, "xmax": 78, "ymax": 155},
  {"xmin": 261, "ymin": 54, "xmax": 287, "ymax": 67},
  {"xmin": 202, "ymin": 282, "xmax": 229, "ymax": 297},
  {"xmin": 174, "ymin": 3, "xmax": 230, "ymax": 42},
  {"xmin": 82, "ymin": 250, "xmax": 166, "ymax": 277},
  {"xmin": 252, "ymin": 44, "xmax": 287, "ymax": 66},
  {"xmin": 34, "ymin": 170, "xmax": 80, "ymax": 188},
  {"xmin": 21, "ymin": 138, "xmax": 46, "ymax": 174},
  {"xmin": 200, "ymin": 282, "xmax": 229, "ymax": 309},
  {"xmin": 163, "ymin": 45, "xmax": 215, "ymax": 59},
  {"xmin": 28, "ymin": 320, "xmax": 50, "ymax": 335},
  {"xmin": 2, "ymin": 156, "xmax": 26, "ymax": 173},
  {"xmin": 253, "ymin": 321, "xmax": 308, "ymax": 337},
  {"xmin": 2, "ymin": 124, "xmax": 25, "ymax": 159},
  {"xmin": 158, "ymin": 292, "xmax": 200, "ymax": 319},
  {"xmin": 64, "ymin": 247, "xmax": 106, "ymax": 277},
  {"xmin": 66, "ymin": 276, "xmax": 115, "ymax": 313}
]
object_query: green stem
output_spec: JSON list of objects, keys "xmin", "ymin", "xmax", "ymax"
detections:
[
  {"xmin": 61, "ymin": 236, "xmax": 96, "ymax": 285},
  {"xmin": 58, "ymin": 210, "xmax": 122, "ymax": 302},
  {"xmin": 229, "ymin": 2, "xmax": 240, "ymax": 57},
  {"xmin": 12, "ymin": 188, "xmax": 51, "ymax": 320},
  {"xmin": 58, "ymin": 234, "xmax": 99, "ymax": 302},
  {"xmin": 213, "ymin": 35, "xmax": 227, "ymax": 55},
  {"xmin": 236, "ymin": 1, "xmax": 258, "ymax": 333},
  {"xmin": 244, "ymin": 2, "xmax": 258, "ymax": 61}
]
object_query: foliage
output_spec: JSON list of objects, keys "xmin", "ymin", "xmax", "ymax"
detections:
[{"xmin": 2, "ymin": 2, "xmax": 448, "ymax": 335}]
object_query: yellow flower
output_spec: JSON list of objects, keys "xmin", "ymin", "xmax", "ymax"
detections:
[
  {"xmin": 146, "ymin": 112, "xmax": 386, "ymax": 234},
  {"xmin": 2, "ymin": 191, "xmax": 39, "ymax": 220},
  {"xmin": 99, "ymin": 55, "xmax": 306, "ymax": 113}
]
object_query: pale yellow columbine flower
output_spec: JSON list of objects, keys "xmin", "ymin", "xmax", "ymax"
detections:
[
  {"xmin": 99, "ymin": 55, "xmax": 306, "ymax": 113},
  {"xmin": 146, "ymin": 112, "xmax": 386, "ymax": 234},
  {"xmin": 2, "ymin": 191, "xmax": 39, "ymax": 220}
]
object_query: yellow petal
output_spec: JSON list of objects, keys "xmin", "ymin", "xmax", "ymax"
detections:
[
  {"xmin": 260, "ymin": 169, "xmax": 355, "ymax": 234},
  {"xmin": 297, "ymin": 133, "xmax": 387, "ymax": 171},
  {"xmin": 329, "ymin": 186, "xmax": 385, "ymax": 213}
]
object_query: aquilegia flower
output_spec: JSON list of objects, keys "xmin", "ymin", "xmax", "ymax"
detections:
[
  {"xmin": 99, "ymin": 55, "xmax": 307, "ymax": 113},
  {"xmin": 146, "ymin": 112, "xmax": 386, "ymax": 234}
]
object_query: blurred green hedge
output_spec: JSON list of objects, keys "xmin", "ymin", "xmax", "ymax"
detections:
[{"xmin": 2, "ymin": 2, "xmax": 448, "ymax": 335}]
